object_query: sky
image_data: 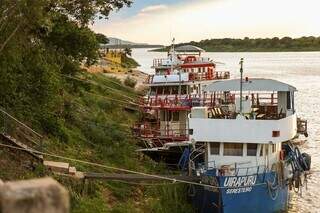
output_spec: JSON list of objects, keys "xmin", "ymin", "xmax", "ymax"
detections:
[{"xmin": 92, "ymin": 0, "xmax": 320, "ymax": 45}]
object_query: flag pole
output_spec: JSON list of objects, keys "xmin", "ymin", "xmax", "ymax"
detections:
[{"xmin": 239, "ymin": 58, "xmax": 244, "ymax": 114}]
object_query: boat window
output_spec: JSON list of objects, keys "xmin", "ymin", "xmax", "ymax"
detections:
[
  {"xmin": 160, "ymin": 112, "xmax": 165, "ymax": 121},
  {"xmin": 210, "ymin": 143, "xmax": 220, "ymax": 155},
  {"xmin": 265, "ymin": 145, "xmax": 269, "ymax": 155},
  {"xmin": 181, "ymin": 86, "xmax": 187, "ymax": 95},
  {"xmin": 164, "ymin": 87, "xmax": 170, "ymax": 95},
  {"xmin": 287, "ymin": 91, "xmax": 292, "ymax": 109},
  {"xmin": 150, "ymin": 87, "xmax": 157, "ymax": 95},
  {"xmin": 172, "ymin": 86, "xmax": 178, "ymax": 95},
  {"xmin": 272, "ymin": 144, "xmax": 276, "ymax": 153},
  {"xmin": 259, "ymin": 145, "xmax": 263, "ymax": 156},
  {"xmin": 247, "ymin": 144, "xmax": 258, "ymax": 156},
  {"xmin": 157, "ymin": 87, "xmax": 164, "ymax": 95},
  {"xmin": 223, "ymin": 143, "xmax": 243, "ymax": 156},
  {"xmin": 172, "ymin": 112, "xmax": 180, "ymax": 121}
]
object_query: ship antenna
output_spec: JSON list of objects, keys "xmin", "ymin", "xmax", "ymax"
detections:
[
  {"xmin": 170, "ymin": 38, "xmax": 181, "ymax": 97},
  {"xmin": 171, "ymin": 38, "xmax": 175, "ymax": 74},
  {"xmin": 239, "ymin": 58, "xmax": 244, "ymax": 114}
]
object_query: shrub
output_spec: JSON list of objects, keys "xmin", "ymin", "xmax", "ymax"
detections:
[{"xmin": 123, "ymin": 76, "xmax": 137, "ymax": 88}]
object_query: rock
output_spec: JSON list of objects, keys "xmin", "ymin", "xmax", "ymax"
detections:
[{"xmin": 0, "ymin": 177, "xmax": 69, "ymax": 213}]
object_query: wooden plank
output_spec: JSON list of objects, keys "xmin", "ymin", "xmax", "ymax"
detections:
[{"xmin": 44, "ymin": 161, "xmax": 70, "ymax": 174}]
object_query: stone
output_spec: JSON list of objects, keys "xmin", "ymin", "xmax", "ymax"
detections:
[{"xmin": 0, "ymin": 177, "xmax": 69, "ymax": 213}]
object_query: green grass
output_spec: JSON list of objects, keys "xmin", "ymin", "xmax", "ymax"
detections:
[{"xmin": 0, "ymin": 71, "xmax": 194, "ymax": 212}]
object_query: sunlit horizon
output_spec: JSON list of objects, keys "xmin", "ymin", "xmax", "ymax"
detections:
[{"xmin": 92, "ymin": 0, "xmax": 320, "ymax": 45}]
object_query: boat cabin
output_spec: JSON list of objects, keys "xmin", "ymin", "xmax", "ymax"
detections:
[
  {"xmin": 148, "ymin": 45, "xmax": 230, "ymax": 85},
  {"xmin": 189, "ymin": 78, "xmax": 301, "ymax": 174},
  {"xmin": 159, "ymin": 110, "xmax": 188, "ymax": 140},
  {"xmin": 135, "ymin": 45, "xmax": 230, "ymax": 147}
]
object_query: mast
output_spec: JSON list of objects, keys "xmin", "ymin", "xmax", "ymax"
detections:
[
  {"xmin": 170, "ymin": 38, "xmax": 175, "ymax": 74},
  {"xmin": 239, "ymin": 58, "xmax": 244, "ymax": 114},
  {"xmin": 170, "ymin": 38, "xmax": 181, "ymax": 97}
]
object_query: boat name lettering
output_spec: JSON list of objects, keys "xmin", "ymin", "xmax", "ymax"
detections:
[
  {"xmin": 226, "ymin": 187, "xmax": 252, "ymax": 194},
  {"xmin": 223, "ymin": 175, "xmax": 257, "ymax": 188}
]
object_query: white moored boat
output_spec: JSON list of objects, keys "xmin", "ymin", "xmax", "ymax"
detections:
[{"xmin": 187, "ymin": 59, "xmax": 310, "ymax": 213}]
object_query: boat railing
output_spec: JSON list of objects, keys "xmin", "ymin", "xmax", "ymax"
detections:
[
  {"xmin": 196, "ymin": 162, "xmax": 268, "ymax": 176},
  {"xmin": 152, "ymin": 58, "xmax": 170, "ymax": 67},
  {"xmin": 189, "ymin": 71, "xmax": 230, "ymax": 81},
  {"xmin": 152, "ymin": 58, "xmax": 183, "ymax": 68},
  {"xmin": 132, "ymin": 122, "xmax": 189, "ymax": 141},
  {"xmin": 141, "ymin": 94, "xmax": 227, "ymax": 108},
  {"xmin": 146, "ymin": 71, "xmax": 230, "ymax": 84}
]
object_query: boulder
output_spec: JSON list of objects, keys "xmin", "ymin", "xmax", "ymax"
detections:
[{"xmin": 0, "ymin": 177, "xmax": 69, "ymax": 213}]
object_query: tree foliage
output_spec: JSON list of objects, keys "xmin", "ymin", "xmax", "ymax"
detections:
[
  {"xmin": 95, "ymin": 33, "xmax": 109, "ymax": 44},
  {"xmin": 124, "ymin": 47, "xmax": 132, "ymax": 56},
  {"xmin": 0, "ymin": 0, "xmax": 132, "ymax": 134},
  {"xmin": 159, "ymin": 36, "xmax": 320, "ymax": 52}
]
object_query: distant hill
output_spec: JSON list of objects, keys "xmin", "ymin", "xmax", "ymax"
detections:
[
  {"xmin": 103, "ymin": 37, "xmax": 163, "ymax": 49},
  {"xmin": 152, "ymin": 36, "xmax": 320, "ymax": 52},
  {"xmin": 108, "ymin": 37, "xmax": 144, "ymax": 45}
]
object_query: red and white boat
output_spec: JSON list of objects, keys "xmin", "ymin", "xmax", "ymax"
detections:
[{"xmin": 133, "ymin": 43, "xmax": 231, "ymax": 164}]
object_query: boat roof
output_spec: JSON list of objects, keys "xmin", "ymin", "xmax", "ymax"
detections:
[
  {"xmin": 204, "ymin": 78, "xmax": 297, "ymax": 92},
  {"xmin": 175, "ymin": 45, "xmax": 205, "ymax": 53}
]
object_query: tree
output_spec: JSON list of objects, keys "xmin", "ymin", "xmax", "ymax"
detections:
[
  {"xmin": 0, "ymin": 0, "xmax": 133, "ymax": 134},
  {"xmin": 124, "ymin": 47, "xmax": 132, "ymax": 56},
  {"xmin": 96, "ymin": 33, "xmax": 109, "ymax": 44}
]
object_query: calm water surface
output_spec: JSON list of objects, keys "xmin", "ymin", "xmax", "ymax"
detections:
[{"xmin": 132, "ymin": 48, "xmax": 320, "ymax": 213}]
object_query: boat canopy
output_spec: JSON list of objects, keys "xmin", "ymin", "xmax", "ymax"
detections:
[
  {"xmin": 175, "ymin": 45, "xmax": 205, "ymax": 53},
  {"xmin": 204, "ymin": 78, "xmax": 297, "ymax": 92}
]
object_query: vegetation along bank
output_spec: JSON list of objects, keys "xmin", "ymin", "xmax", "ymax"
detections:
[
  {"xmin": 153, "ymin": 36, "xmax": 320, "ymax": 52},
  {"xmin": 0, "ymin": 0, "xmax": 193, "ymax": 212}
]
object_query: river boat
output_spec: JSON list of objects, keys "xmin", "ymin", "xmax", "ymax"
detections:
[
  {"xmin": 187, "ymin": 60, "xmax": 310, "ymax": 212},
  {"xmin": 133, "ymin": 43, "xmax": 230, "ymax": 164}
]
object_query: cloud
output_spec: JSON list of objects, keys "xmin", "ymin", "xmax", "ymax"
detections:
[
  {"xmin": 139, "ymin": 5, "xmax": 168, "ymax": 14},
  {"xmin": 92, "ymin": 0, "xmax": 320, "ymax": 44}
]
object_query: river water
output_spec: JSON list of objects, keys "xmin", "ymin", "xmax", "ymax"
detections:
[{"xmin": 132, "ymin": 48, "xmax": 320, "ymax": 213}]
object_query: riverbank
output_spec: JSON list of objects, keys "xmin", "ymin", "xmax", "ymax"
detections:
[
  {"xmin": 151, "ymin": 36, "xmax": 320, "ymax": 52},
  {"xmin": 104, "ymin": 69, "xmax": 148, "ymax": 90},
  {"xmin": 0, "ymin": 70, "xmax": 193, "ymax": 213},
  {"xmin": 85, "ymin": 54, "xmax": 148, "ymax": 90}
]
